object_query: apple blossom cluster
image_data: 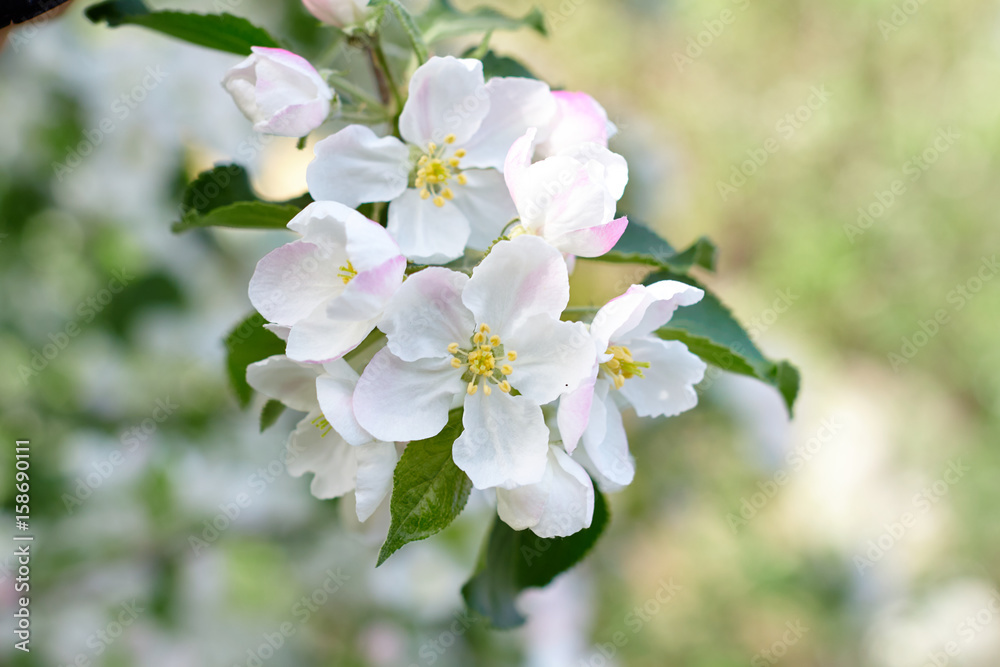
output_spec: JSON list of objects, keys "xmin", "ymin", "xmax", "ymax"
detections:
[{"xmin": 222, "ymin": 43, "xmax": 708, "ymax": 540}]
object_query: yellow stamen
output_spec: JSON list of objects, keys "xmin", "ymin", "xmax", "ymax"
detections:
[
  {"xmin": 442, "ymin": 188, "xmax": 454, "ymax": 200},
  {"xmin": 444, "ymin": 133, "xmax": 456, "ymax": 144},
  {"xmin": 451, "ymin": 357, "xmax": 462, "ymax": 368},
  {"xmin": 453, "ymin": 149, "xmax": 466, "ymax": 158},
  {"xmin": 489, "ymin": 335, "xmax": 501, "ymax": 346},
  {"xmin": 456, "ymin": 174, "xmax": 467, "ymax": 185},
  {"xmin": 447, "ymin": 342, "xmax": 460, "ymax": 353},
  {"xmin": 499, "ymin": 380, "xmax": 511, "ymax": 393},
  {"xmin": 507, "ymin": 351, "xmax": 517, "ymax": 361},
  {"xmin": 479, "ymin": 324, "xmax": 491, "ymax": 333},
  {"xmin": 467, "ymin": 382, "xmax": 478, "ymax": 395},
  {"xmin": 420, "ymin": 188, "xmax": 431, "ymax": 200},
  {"xmin": 501, "ymin": 364, "xmax": 513, "ymax": 376},
  {"xmin": 483, "ymin": 384, "xmax": 492, "ymax": 396},
  {"xmin": 433, "ymin": 196, "xmax": 445, "ymax": 207},
  {"xmin": 337, "ymin": 261, "xmax": 357, "ymax": 285}
]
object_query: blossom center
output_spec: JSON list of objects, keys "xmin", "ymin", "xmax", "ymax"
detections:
[
  {"xmin": 601, "ymin": 345, "xmax": 650, "ymax": 390},
  {"xmin": 415, "ymin": 133, "xmax": 468, "ymax": 208},
  {"xmin": 448, "ymin": 323, "xmax": 518, "ymax": 396},
  {"xmin": 337, "ymin": 260, "xmax": 357, "ymax": 284}
]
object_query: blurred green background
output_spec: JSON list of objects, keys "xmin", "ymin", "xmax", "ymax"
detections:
[{"xmin": 2, "ymin": 0, "xmax": 999, "ymax": 665}]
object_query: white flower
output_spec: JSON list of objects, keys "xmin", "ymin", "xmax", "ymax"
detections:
[
  {"xmin": 535, "ymin": 90, "xmax": 618, "ymax": 158},
  {"xmin": 302, "ymin": 0, "xmax": 373, "ymax": 28},
  {"xmin": 353, "ymin": 236, "xmax": 595, "ymax": 490},
  {"xmin": 222, "ymin": 47, "xmax": 333, "ymax": 137},
  {"xmin": 246, "ymin": 355, "xmax": 398, "ymax": 521},
  {"xmin": 556, "ymin": 281, "xmax": 707, "ymax": 487},
  {"xmin": 306, "ymin": 56, "xmax": 556, "ymax": 263},
  {"xmin": 496, "ymin": 444, "xmax": 594, "ymax": 537},
  {"xmin": 248, "ymin": 201, "xmax": 405, "ymax": 363},
  {"xmin": 503, "ymin": 128, "xmax": 629, "ymax": 258}
]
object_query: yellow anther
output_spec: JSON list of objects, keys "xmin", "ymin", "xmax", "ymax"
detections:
[
  {"xmin": 456, "ymin": 173, "xmax": 468, "ymax": 185},
  {"xmin": 483, "ymin": 384, "xmax": 492, "ymax": 396},
  {"xmin": 442, "ymin": 188, "xmax": 454, "ymax": 200},
  {"xmin": 418, "ymin": 155, "xmax": 428, "ymax": 165},
  {"xmin": 603, "ymin": 345, "xmax": 650, "ymax": 389},
  {"xmin": 454, "ymin": 148, "xmax": 466, "ymax": 158},
  {"xmin": 613, "ymin": 374, "xmax": 625, "ymax": 389},
  {"xmin": 473, "ymin": 332, "xmax": 485, "ymax": 344},
  {"xmin": 467, "ymin": 382, "xmax": 478, "ymax": 395},
  {"xmin": 337, "ymin": 261, "xmax": 357, "ymax": 285},
  {"xmin": 451, "ymin": 357, "xmax": 462, "ymax": 368},
  {"xmin": 481, "ymin": 344, "xmax": 491, "ymax": 352},
  {"xmin": 507, "ymin": 351, "xmax": 517, "ymax": 361},
  {"xmin": 433, "ymin": 196, "xmax": 445, "ymax": 207},
  {"xmin": 468, "ymin": 349, "xmax": 481, "ymax": 361},
  {"xmin": 419, "ymin": 188, "xmax": 431, "ymax": 200},
  {"xmin": 489, "ymin": 335, "xmax": 501, "ymax": 346},
  {"xmin": 444, "ymin": 134, "xmax": 456, "ymax": 144},
  {"xmin": 428, "ymin": 142, "xmax": 437, "ymax": 152},
  {"xmin": 501, "ymin": 364, "xmax": 513, "ymax": 375},
  {"xmin": 606, "ymin": 358, "xmax": 620, "ymax": 371},
  {"xmin": 499, "ymin": 380, "xmax": 511, "ymax": 393},
  {"xmin": 448, "ymin": 342, "xmax": 460, "ymax": 353}
]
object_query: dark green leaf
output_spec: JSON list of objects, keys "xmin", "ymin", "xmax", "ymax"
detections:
[
  {"xmin": 461, "ymin": 486, "xmax": 609, "ymax": 628},
  {"xmin": 421, "ymin": 0, "xmax": 546, "ymax": 43},
  {"xmin": 463, "ymin": 49, "xmax": 538, "ymax": 80},
  {"xmin": 603, "ymin": 220, "xmax": 717, "ymax": 272},
  {"xmin": 377, "ymin": 409, "xmax": 472, "ymax": 566},
  {"xmin": 173, "ymin": 201, "xmax": 305, "ymax": 233},
  {"xmin": 259, "ymin": 399, "xmax": 286, "ymax": 432},
  {"xmin": 86, "ymin": 0, "xmax": 280, "ymax": 55},
  {"xmin": 648, "ymin": 270, "xmax": 801, "ymax": 415},
  {"xmin": 224, "ymin": 312, "xmax": 286, "ymax": 408},
  {"xmin": 173, "ymin": 163, "xmax": 312, "ymax": 233}
]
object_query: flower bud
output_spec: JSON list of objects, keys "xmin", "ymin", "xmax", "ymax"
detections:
[
  {"xmin": 301, "ymin": 0, "xmax": 373, "ymax": 28},
  {"xmin": 222, "ymin": 47, "xmax": 333, "ymax": 137}
]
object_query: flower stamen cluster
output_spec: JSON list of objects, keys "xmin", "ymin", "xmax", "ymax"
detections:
[
  {"xmin": 601, "ymin": 344, "xmax": 650, "ymax": 389},
  {"xmin": 449, "ymin": 323, "xmax": 516, "ymax": 396},
  {"xmin": 415, "ymin": 134, "xmax": 468, "ymax": 207}
]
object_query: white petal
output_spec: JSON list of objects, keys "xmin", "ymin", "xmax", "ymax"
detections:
[
  {"xmin": 556, "ymin": 373, "xmax": 598, "ymax": 453},
  {"xmin": 285, "ymin": 298, "xmax": 377, "ymax": 363},
  {"xmin": 399, "ymin": 56, "xmax": 489, "ymax": 147},
  {"xmin": 461, "ymin": 77, "xmax": 556, "ymax": 170},
  {"xmin": 286, "ymin": 413, "xmax": 358, "ymax": 500},
  {"xmin": 378, "ymin": 268, "xmax": 474, "ymax": 362},
  {"xmin": 514, "ymin": 155, "xmax": 614, "ymax": 238},
  {"xmin": 618, "ymin": 338, "xmax": 706, "ymax": 418},
  {"xmin": 344, "ymin": 208, "xmax": 404, "ymax": 273},
  {"xmin": 453, "ymin": 390, "xmax": 549, "ymax": 490},
  {"xmin": 496, "ymin": 462, "xmax": 553, "ymax": 531},
  {"xmin": 315, "ymin": 360, "xmax": 371, "ymax": 446},
  {"xmin": 503, "ymin": 128, "xmax": 536, "ymax": 210},
  {"xmin": 548, "ymin": 215, "xmax": 628, "ymax": 258},
  {"xmin": 530, "ymin": 446, "xmax": 594, "ymax": 538},
  {"xmin": 451, "ymin": 169, "xmax": 518, "ymax": 250},
  {"xmin": 354, "ymin": 348, "xmax": 464, "ymax": 442},
  {"xmin": 581, "ymin": 384, "xmax": 634, "ymax": 486},
  {"xmin": 324, "ymin": 255, "xmax": 406, "ymax": 321},
  {"xmin": 264, "ymin": 323, "xmax": 290, "ymax": 340},
  {"xmin": 248, "ymin": 239, "xmax": 344, "ymax": 326},
  {"xmin": 590, "ymin": 281, "xmax": 705, "ymax": 350},
  {"xmin": 536, "ymin": 91, "xmax": 613, "ymax": 157},
  {"xmin": 504, "ymin": 316, "xmax": 596, "ymax": 405},
  {"xmin": 353, "ymin": 440, "xmax": 399, "ymax": 522},
  {"xmin": 307, "ymin": 125, "xmax": 409, "ymax": 207},
  {"xmin": 387, "ymin": 188, "xmax": 471, "ymax": 263},
  {"xmin": 558, "ymin": 143, "xmax": 628, "ymax": 201},
  {"xmin": 462, "ymin": 236, "xmax": 570, "ymax": 335},
  {"xmin": 245, "ymin": 355, "xmax": 320, "ymax": 412}
]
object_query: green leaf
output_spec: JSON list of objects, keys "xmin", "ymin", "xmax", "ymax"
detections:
[
  {"xmin": 173, "ymin": 164, "xmax": 312, "ymax": 233},
  {"xmin": 602, "ymin": 220, "xmax": 717, "ymax": 273},
  {"xmin": 461, "ymin": 486, "xmax": 609, "ymax": 628},
  {"xmin": 375, "ymin": 0, "xmax": 429, "ymax": 64},
  {"xmin": 85, "ymin": 0, "xmax": 280, "ymax": 55},
  {"xmin": 259, "ymin": 399, "xmax": 286, "ymax": 432},
  {"xmin": 224, "ymin": 312, "xmax": 286, "ymax": 409},
  {"xmin": 420, "ymin": 0, "xmax": 546, "ymax": 43},
  {"xmin": 647, "ymin": 270, "xmax": 801, "ymax": 415},
  {"xmin": 173, "ymin": 201, "xmax": 305, "ymax": 233},
  {"xmin": 377, "ymin": 409, "xmax": 472, "ymax": 566},
  {"xmin": 463, "ymin": 49, "xmax": 538, "ymax": 80}
]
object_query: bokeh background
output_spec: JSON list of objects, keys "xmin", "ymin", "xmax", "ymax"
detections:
[{"xmin": 2, "ymin": 0, "xmax": 999, "ymax": 665}]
